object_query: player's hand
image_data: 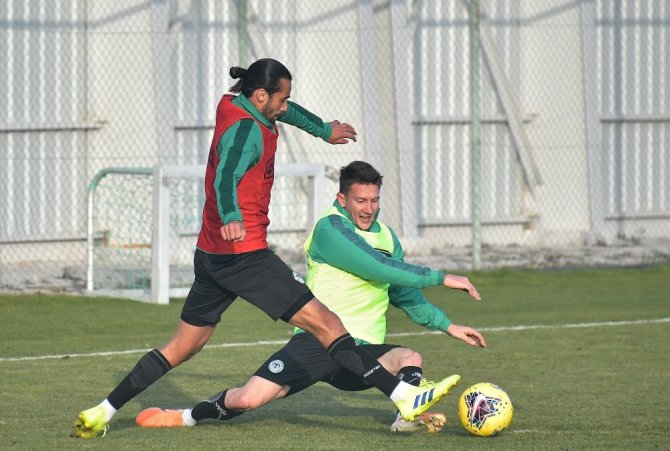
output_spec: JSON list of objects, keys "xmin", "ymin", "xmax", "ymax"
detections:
[
  {"xmin": 447, "ymin": 324, "xmax": 487, "ymax": 348},
  {"xmin": 327, "ymin": 120, "xmax": 357, "ymax": 144},
  {"xmin": 443, "ymin": 274, "xmax": 481, "ymax": 301},
  {"xmin": 220, "ymin": 221, "xmax": 246, "ymax": 242}
]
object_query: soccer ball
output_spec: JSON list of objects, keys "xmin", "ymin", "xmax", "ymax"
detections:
[{"xmin": 458, "ymin": 382, "xmax": 513, "ymax": 437}]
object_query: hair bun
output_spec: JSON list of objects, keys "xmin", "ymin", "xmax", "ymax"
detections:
[{"xmin": 229, "ymin": 66, "xmax": 247, "ymax": 79}]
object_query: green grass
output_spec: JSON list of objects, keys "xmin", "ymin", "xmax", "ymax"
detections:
[{"xmin": 1, "ymin": 265, "xmax": 669, "ymax": 449}]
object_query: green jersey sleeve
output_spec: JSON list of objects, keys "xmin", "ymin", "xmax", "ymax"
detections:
[
  {"xmin": 387, "ymin": 228, "xmax": 450, "ymax": 331},
  {"xmin": 389, "ymin": 284, "xmax": 451, "ymax": 332},
  {"xmin": 308, "ymin": 214, "xmax": 444, "ymax": 288},
  {"xmin": 278, "ymin": 101, "xmax": 332, "ymax": 141}
]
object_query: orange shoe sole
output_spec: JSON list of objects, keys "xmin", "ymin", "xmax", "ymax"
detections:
[{"xmin": 136, "ymin": 408, "xmax": 184, "ymax": 427}]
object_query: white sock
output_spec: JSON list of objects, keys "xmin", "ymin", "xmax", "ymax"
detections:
[
  {"xmin": 100, "ymin": 399, "xmax": 117, "ymax": 422},
  {"xmin": 182, "ymin": 408, "xmax": 197, "ymax": 427},
  {"xmin": 389, "ymin": 381, "xmax": 411, "ymax": 402}
]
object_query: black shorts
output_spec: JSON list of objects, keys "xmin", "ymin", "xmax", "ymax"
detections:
[
  {"xmin": 254, "ymin": 332, "xmax": 400, "ymax": 396},
  {"xmin": 181, "ymin": 248, "xmax": 314, "ymax": 326}
]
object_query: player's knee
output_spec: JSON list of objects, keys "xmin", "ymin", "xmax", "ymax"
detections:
[{"xmin": 320, "ymin": 307, "xmax": 345, "ymax": 331}]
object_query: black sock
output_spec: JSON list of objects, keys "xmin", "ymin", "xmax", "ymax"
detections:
[
  {"xmin": 327, "ymin": 334, "xmax": 400, "ymax": 397},
  {"xmin": 191, "ymin": 390, "xmax": 243, "ymax": 422},
  {"xmin": 107, "ymin": 349, "xmax": 172, "ymax": 409},
  {"xmin": 397, "ymin": 366, "xmax": 423, "ymax": 387}
]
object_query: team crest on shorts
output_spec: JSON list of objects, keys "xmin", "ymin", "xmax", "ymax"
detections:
[
  {"xmin": 292, "ymin": 271, "xmax": 305, "ymax": 284},
  {"xmin": 268, "ymin": 359, "xmax": 284, "ymax": 373}
]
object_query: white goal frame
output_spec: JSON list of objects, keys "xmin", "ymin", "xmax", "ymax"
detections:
[{"xmin": 86, "ymin": 163, "xmax": 326, "ymax": 304}]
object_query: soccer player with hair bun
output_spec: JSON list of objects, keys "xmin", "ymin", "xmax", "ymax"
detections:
[{"xmin": 73, "ymin": 60, "xmax": 462, "ymax": 438}]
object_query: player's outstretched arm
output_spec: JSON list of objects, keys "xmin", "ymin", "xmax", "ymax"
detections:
[
  {"xmin": 326, "ymin": 120, "xmax": 357, "ymax": 144},
  {"xmin": 446, "ymin": 324, "xmax": 487, "ymax": 348},
  {"xmin": 443, "ymin": 274, "xmax": 481, "ymax": 301},
  {"xmin": 278, "ymin": 102, "xmax": 356, "ymax": 143}
]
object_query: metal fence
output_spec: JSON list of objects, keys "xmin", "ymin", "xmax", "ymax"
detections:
[{"xmin": 1, "ymin": 0, "xmax": 669, "ymax": 296}]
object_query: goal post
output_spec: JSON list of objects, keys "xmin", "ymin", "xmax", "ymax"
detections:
[{"xmin": 86, "ymin": 163, "xmax": 326, "ymax": 304}]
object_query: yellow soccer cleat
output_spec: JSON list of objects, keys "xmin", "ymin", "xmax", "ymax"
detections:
[
  {"xmin": 390, "ymin": 411, "xmax": 447, "ymax": 433},
  {"xmin": 395, "ymin": 374, "xmax": 460, "ymax": 421},
  {"xmin": 136, "ymin": 407, "xmax": 187, "ymax": 428},
  {"xmin": 72, "ymin": 405, "xmax": 109, "ymax": 438}
]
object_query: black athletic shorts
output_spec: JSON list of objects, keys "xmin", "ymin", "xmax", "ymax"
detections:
[
  {"xmin": 254, "ymin": 331, "xmax": 401, "ymax": 396},
  {"xmin": 181, "ymin": 248, "xmax": 314, "ymax": 326}
]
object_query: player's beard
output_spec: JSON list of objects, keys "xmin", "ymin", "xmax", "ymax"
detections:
[{"xmin": 262, "ymin": 103, "xmax": 277, "ymax": 122}]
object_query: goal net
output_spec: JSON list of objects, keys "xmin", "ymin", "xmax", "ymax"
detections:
[{"xmin": 87, "ymin": 164, "xmax": 326, "ymax": 303}]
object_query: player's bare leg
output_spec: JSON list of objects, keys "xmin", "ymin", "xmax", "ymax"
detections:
[
  {"xmin": 225, "ymin": 376, "xmax": 290, "ymax": 411},
  {"xmin": 287, "ymin": 298, "xmax": 347, "ymax": 346},
  {"xmin": 159, "ymin": 321, "xmax": 216, "ymax": 366},
  {"xmin": 376, "ymin": 347, "xmax": 423, "ymax": 375}
]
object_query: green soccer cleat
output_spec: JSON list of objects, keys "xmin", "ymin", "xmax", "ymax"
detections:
[
  {"xmin": 72, "ymin": 405, "xmax": 109, "ymax": 438},
  {"xmin": 395, "ymin": 374, "xmax": 460, "ymax": 421}
]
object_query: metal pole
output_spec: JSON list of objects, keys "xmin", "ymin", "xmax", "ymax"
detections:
[
  {"xmin": 470, "ymin": 0, "xmax": 482, "ymax": 270},
  {"xmin": 238, "ymin": 0, "xmax": 248, "ymax": 64},
  {"xmin": 151, "ymin": 165, "xmax": 170, "ymax": 305}
]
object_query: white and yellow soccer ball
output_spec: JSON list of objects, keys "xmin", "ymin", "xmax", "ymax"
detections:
[{"xmin": 458, "ymin": 382, "xmax": 513, "ymax": 437}]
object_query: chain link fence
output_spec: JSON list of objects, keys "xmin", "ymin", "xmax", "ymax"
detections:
[{"xmin": 1, "ymin": 0, "xmax": 669, "ymax": 297}]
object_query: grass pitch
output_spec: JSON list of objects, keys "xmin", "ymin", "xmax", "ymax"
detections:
[{"xmin": 1, "ymin": 264, "xmax": 669, "ymax": 450}]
